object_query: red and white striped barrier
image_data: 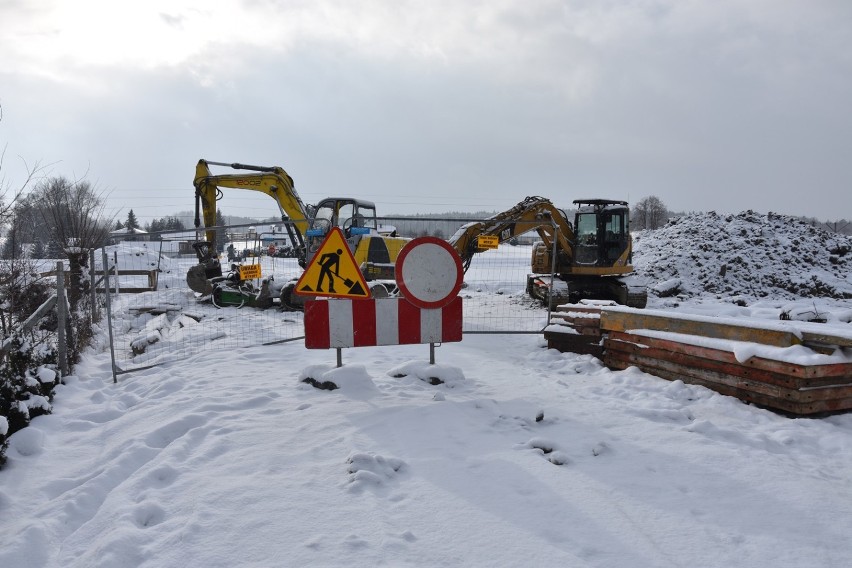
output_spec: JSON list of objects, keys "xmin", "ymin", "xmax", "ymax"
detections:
[{"xmin": 304, "ymin": 297, "xmax": 462, "ymax": 349}]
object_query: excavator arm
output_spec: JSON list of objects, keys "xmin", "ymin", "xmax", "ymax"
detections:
[
  {"xmin": 193, "ymin": 159, "xmax": 310, "ymax": 262},
  {"xmin": 448, "ymin": 196, "xmax": 575, "ymax": 271},
  {"xmin": 187, "ymin": 159, "xmax": 313, "ymax": 295}
]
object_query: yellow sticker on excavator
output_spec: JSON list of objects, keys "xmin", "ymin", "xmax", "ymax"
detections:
[
  {"xmin": 477, "ymin": 235, "xmax": 499, "ymax": 250},
  {"xmin": 294, "ymin": 227, "xmax": 370, "ymax": 299},
  {"xmin": 239, "ymin": 264, "xmax": 262, "ymax": 280}
]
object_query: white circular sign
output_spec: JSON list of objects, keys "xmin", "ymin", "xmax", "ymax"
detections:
[{"xmin": 396, "ymin": 237, "xmax": 463, "ymax": 309}]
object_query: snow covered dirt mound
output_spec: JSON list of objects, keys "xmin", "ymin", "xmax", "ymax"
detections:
[{"xmin": 633, "ymin": 210, "xmax": 852, "ymax": 302}]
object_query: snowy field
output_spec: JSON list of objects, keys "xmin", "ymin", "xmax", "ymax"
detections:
[{"xmin": 2, "ymin": 230, "xmax": 852, "ymax": 567}]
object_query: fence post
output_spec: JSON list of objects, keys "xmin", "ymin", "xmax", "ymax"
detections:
[
  {"xmin": 55, "ymin": 261, "xmax": 70, "ymax": 377},
  {"xmin": 89, "ymin": 248, "xmax": 99, "ymax": 322},
  {"xmin": 547, "ymin": 222, "xmax": 559, "ymax": 322},
  {"xmin": 157, "ymin": 240, "xmax": 164, "ymax": 272},
  {"xmin": 102, "ymin": 248, "xmax": 119, "ymax": 383},
  {"xmin": 113, "ymin": 250, "xmax": 120, "ymax": 294}
]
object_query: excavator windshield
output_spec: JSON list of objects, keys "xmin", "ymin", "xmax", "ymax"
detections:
[
  {"xmin": 574, "ymin": 212, "xmax": 600, "ymax": 265},
  {"xmin": 309, "ymin": 198, "xmax": 378, "ymax": 236},
  {"xmin": 573, "ymin": 201, "xmax": 630, "ymax": 267}
]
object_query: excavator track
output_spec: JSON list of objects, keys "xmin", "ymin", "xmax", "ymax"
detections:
[
  {"xmin": 626, "ymin": 288, "xmax": 648, "ymax": 309},
  {"xmin": 526, "ymin": 273, "xmax": 647, "ymax": 309}
]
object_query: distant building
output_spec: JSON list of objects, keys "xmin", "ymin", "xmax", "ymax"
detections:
[{"xmin": 108, "ymin": 227, "xmax": 149, "ymax": 243}]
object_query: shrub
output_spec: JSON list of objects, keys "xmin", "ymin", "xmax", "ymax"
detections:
[{"xmin": 0, "ymin": 335, "xmax": 61, "ymax": 467}]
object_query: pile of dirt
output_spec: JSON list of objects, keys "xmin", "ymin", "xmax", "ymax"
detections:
[{"xmin": 632, "ymin": 210, "xmax": 852, "ymax": 303}]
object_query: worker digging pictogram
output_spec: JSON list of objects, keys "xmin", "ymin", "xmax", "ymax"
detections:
[
  {"xmin": 294, "ymin": 227, "xmax": 370, "ymax": 299},
  {"xmin": 317, "ymin": 248, "xmax": 343, "ymax": 293}
]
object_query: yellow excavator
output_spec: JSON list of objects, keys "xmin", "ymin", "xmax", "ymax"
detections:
[
  {"xmin": 446, "ymin": 195, "xmax": 647, "ymax": 308},
  {"xmin": 188, "ymin": 159, "xmax": 408, "ymax": 308}
]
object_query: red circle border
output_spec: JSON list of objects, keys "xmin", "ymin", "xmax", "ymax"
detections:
[{"xmin": 396, "ymin": 237, "xmax": 464, "ymax": 309}]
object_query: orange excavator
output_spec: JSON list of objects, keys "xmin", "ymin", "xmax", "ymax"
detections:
[{"xmin": 447, "ymin": 196, "xmax": 647, "ymax": 308}]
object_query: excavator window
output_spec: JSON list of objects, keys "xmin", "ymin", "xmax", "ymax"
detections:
[
  {"xmin": 356, "ymin": 205, "xmax": 378, "ymax": 230},
  {"xmin": 312, "ymin": 204, "xmax": 334, "ymax": 231},
  {"xmin": 603, "ymin": 212, "xmax": 627, "ymax": 261},
  {"xmin": 576, "ymin": 213, "xmax": 598, "ymax": 245},
  {"xmin": 338, "ymin": 202, "xmax": 355, "ymax": 229}
]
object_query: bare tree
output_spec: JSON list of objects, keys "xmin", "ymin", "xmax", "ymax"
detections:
[
  {"xmin": 29, "ymin": 177, "xmax": 113, "ymax": 252},
  {"xmin": 632, "ymin": 196, "xmax": 669, "ymax": 230},
  {"xmin": 27, "ymin": 176, "xmax": 114, "ymax": 308}
]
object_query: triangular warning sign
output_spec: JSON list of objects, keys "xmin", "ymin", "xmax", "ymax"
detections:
[{"xmin": 294, "ymin": 227, "xmax": 370, "ymax": 299}]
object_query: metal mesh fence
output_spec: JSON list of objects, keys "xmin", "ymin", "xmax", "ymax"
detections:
[{"xmin": 101, "ymin": 218, "xmax": 551, "ymax": 375}]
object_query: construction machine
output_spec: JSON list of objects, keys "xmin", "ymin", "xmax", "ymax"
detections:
[
  {"xmin": 447, "ymin": 196, "xmax": 647, "ymax": 308},
  {"xmin": 188, "ymin": 159, "xmax": 408, "ymax": 308}
]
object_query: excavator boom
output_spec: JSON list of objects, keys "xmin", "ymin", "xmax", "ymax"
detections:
[
  {"xmin": 448, "ymin": 196, "xmax": 575, "ymax": 272},
  {"xmin": 193, "ymin": 159, "xmax": 309, "ymax": 260}
]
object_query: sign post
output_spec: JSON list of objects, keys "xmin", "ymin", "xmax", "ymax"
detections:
[{"xmin": 395, "ymin": 236, "xmax": 464, "ymax": 364}]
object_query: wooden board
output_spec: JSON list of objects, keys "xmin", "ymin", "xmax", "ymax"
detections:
[
  {"xmin": 604, "ymin": 355, "xmax": 852, "ymax": 415},
  {"xmin": 552, "ymin": 305, "xmax": 605, "ymax": 315},
  {"xmin": 604, "ymin": 345, "xmax": 852, "ymax": 403},
  {"xmin": 603, "ymin": 332, "xmax": 852, "ymax": 415},
  {"xmin": 801, "ymin": 329, "xmax": 852, "ymax": 349},
  {"xmin": 94, "ymin": 269, "xmax": 159, "ymax": 293},
  {"xmin": 606, "ymin": 331, "xmax": 852, "ymax": 382},
  {"xmin": 550, "ymin": 304, "xmax": 604, "ymax": 340},
  {"xmin": 600, "ymin": 310, "xmax": 801, "ymax": 348},
  {"xmin": 544, "ymin": 330, "xmax": 603, "ymax": 357},
  {"xmin": 549, "ymin": 320, "xmax": 601, "ymax": 337}
]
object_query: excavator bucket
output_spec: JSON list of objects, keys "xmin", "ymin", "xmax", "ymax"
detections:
[{"xmin": 187, "ymin": 264, "xmax": 214, "ymax": 295}]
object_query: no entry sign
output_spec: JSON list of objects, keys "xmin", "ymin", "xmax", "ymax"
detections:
[{"xmin": 395, "ymin": 237, "xmax": 464, "ymax": 309}]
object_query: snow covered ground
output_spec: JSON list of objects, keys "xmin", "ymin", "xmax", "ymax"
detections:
[{"xmin": 1, "ymin": 213, "xmax": 852, "ymax": 567}]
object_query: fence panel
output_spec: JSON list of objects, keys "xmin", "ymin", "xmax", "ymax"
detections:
[
  {"xmin": 98, "ymin": 238, "xmax": 306, "ymax": 375},
  {"xmin": 380, "ymin": 216, "xmax": 549, "ymax": 333},
  {"xmin": 102, "ymin": 218, "xmax": 551, "ymax": 375}
]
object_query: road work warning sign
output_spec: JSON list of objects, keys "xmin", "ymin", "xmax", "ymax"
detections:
[
  {"xmin": 239, "ymin": 264, "xmax": 262, "ymax": 280},
  {"xmin": 294, "ymin": 227, "xmax": 370, "ymax": 299},
  {"xmin": 476, "ymin": 235, "xmax": 499, "ymax": 250}
]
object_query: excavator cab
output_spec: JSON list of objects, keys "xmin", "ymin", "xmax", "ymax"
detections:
[
  {"xmin": 303, "ymin": 197, "xmax": 408, "ymax": 282},
  {"xmin": 572, "ymin": 199, "xmax": 631, "ymax": 268},
  {"xmin": 307, "ymin": 198, "xmax": 378, "ymax": 240},
  {"xmin": 305, "ymin": 198, "xmax": 380, "ymax": 263}
]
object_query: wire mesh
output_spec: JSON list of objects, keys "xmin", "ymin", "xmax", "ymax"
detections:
[{"xmin": 101, "ymin": 218, "xmax": 551, "ymax": 373}]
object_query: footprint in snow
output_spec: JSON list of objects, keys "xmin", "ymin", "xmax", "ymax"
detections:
[
  {"xmin": 517, "ymin": 437, "xmax": 570, "ymax": 466},
  {"xmin": 346, "ymin": 452, "xmax": 407, "ymax": 491},
  {"xmin": 133, "ymin": 501, "xmax": 167, "ymax": 528}
]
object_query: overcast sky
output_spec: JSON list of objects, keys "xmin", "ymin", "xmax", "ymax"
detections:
[{"xmin": 1, "ymin": 0, "xmax": 850, "ymax": 225}]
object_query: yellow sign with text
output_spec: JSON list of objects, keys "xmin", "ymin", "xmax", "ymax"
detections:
[
  {"xmin": 239, "ymin": 264, "xmax": 262, "ymax": 280},
  {"xmin": 294, "ymin": 227, "xmax": 370, "ymax": 299},
  {"xmin": 477, "ymin": 235, "xmax": 499, "ymax": 250}
]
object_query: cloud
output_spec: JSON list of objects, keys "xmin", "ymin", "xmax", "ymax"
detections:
[{"xmin": 1, "ymin": 0, "xmax": 851, "ymax": 221}]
